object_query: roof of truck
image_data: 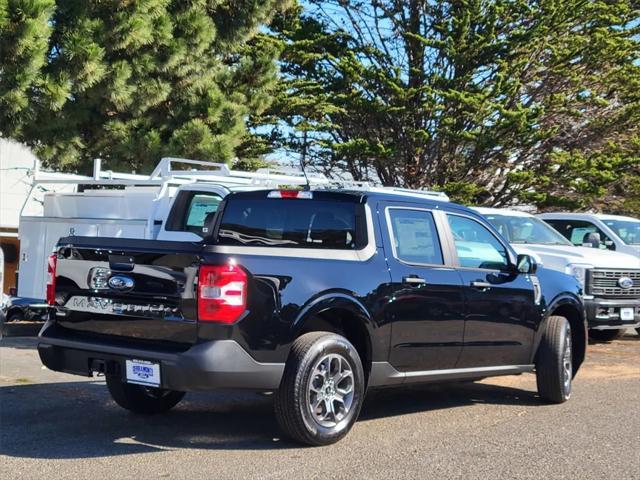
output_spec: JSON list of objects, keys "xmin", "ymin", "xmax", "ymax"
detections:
[
  {"xmin": 225, "ymin": 187, "xmax": 481, "ymax": 216},
  {"xmin": 538, "ymin": 212, "xmax": 640, "ymax": 222}
]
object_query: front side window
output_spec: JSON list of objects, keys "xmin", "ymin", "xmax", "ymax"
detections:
[
  {"xmin": 387, "ymin": 208, "xmax": 443, "ymax": 265},
  {"xmin": 447, "ymin": 215, "xmax": 509, "ymax": 269}
]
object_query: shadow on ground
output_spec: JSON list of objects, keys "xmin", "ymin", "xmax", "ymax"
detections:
[{"xmin": 0, "ymin": 377, "xmax": 542, "ymax": 459}]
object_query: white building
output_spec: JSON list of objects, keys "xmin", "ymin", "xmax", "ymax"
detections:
[{"xmin": 0, "ymin": 140, "xmax": 76, "ymax": 294}]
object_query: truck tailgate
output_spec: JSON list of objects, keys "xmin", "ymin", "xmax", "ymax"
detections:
[{"xmin": 52, "ymin": 237, "xmax": 204, "ymax": 346}]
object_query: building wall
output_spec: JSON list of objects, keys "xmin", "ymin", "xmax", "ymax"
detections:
[
  {"xmin": 0, "ymin": 140, "xmax": 40, "ymax": 294},
  {"xmin": 0, "ymin": 139, "xmax": 39, "ymax": 232}
]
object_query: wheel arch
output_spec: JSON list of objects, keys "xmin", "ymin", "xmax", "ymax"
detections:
[
  {"xmin": 292, "ymin": 293, "xmax": 374, "ymax": 382},
  {"xmin": 6, "ymin": 306, "xmax": 25, "ymax": 321},
  {"xmin": 537, "ymin": 295, "xmax": 587, "ymax": 375}
]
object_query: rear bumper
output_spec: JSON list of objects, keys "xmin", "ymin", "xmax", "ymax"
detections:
[
  {"xmin": 585, "ymin": 297, "xmax": 640, "ymax": 330},
  {"xmin": 38, "ymin": 331, "xmax": 285, "ymax": 392}
]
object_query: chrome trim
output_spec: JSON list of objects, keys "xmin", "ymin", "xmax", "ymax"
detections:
[
  {"xmin": 208, "ymin": 204, "xmax": 377, "ymax": 262},
  {"xmin": 368, "ymin": 362, "xmax": 535, "ymax": 387}
]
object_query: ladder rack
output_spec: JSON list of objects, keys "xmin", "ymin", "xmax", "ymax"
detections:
[{"xmin": 28, "ymin": 157, "xmax": 450, "ymax": 202}]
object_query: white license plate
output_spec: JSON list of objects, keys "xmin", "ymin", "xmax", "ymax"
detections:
[
  {"xmin": 125, "ymin": 359, "xmax": 161, "ymax": 387},
  {"xmin": 620, "ymin": 308, "xmax": 635, "ymax": 321}
]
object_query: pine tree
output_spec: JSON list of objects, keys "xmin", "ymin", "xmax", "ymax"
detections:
[
  {"xmin": 0, "ymin": 0, "xmax": 289, "ymax": 173},
  {"xmin": 269, "ymin": 1, "xmax": 640, "ymax": 214}
]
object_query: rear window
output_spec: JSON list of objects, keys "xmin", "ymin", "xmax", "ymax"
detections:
[{"xmin": 216, "ymin": 199, "xmax": 364, "ymax": 249}]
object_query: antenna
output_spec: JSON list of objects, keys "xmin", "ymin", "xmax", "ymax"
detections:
[{"xmin": 300, "ymin": 129, "xmax": 311, "ymax": 190}]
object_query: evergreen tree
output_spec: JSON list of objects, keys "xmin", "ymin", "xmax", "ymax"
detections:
[
  {"xmin": 270, "ymin": 1, "xmax": 640, "ymax": 214},
  {"xmin": 0, "ymin": 0, "xmax": 288, "ymax": 173}
]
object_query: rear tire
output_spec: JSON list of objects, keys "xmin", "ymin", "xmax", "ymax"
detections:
[
  {"xmin": 275, "ymin": 332, "xmax": 365, "ymax": 446},
  {"xmin": 589, "ymin": 329, "xmax": 620, "ymax": 342},
  {"xmin": 106, "ymin": 376, "xmax": 185, "ymax": 414},
  {"xmin": 6, "ymin": 310, "xmax": 24, "ymax": 323},
  {"xmin": 536, "ymin": 316, "xmax": 573, "ymax": 404}
]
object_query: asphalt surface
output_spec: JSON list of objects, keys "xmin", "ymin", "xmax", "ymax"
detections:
[{"xmin": 1, "ymin": 332, "xmax": 639, "ymax": 480}]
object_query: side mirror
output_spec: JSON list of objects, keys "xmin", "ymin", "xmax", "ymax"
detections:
[
  {"xmin": 516, "ymin": 254, "xmax": 537, "ymax": 275},
  {"xmin": 582, "ymin": 232, "xmax": 601, "ymax": 249}
]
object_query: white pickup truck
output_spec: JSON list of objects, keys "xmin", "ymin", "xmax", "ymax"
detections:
[
  {"xmin": 474, "ymin": 208, "xmax": 640, "ymax": 341},
  {"xmin": 14, "ymin": 158, "xmax": 332, "ymax": 315},
  {"xmin": 538, "ymin": 213, "xmax": 640, "ymax": 258}
]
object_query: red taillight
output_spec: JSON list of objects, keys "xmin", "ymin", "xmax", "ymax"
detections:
[
  {"xmin": 46, "ymin": 253, "xmax": 57, "ymax": 306},
  {"xmin": 197, "ymin": 264, "xmax": 247, "ymax": 323}
]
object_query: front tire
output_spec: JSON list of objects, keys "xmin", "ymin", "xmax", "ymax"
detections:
[
  {"xmin": 589, "ymin": 329, "xmax": 620, "ymax": 342},
  {"xmin": 106, "ymin": 376, "xmax": 185, "ymax": 414},
  {"xmin": 536, "ymin": 316, "xmax": 573, "ymax": 404},
  {"xmin": 275, "ymin": 332, "xmax": 365, "ymax": 446}
]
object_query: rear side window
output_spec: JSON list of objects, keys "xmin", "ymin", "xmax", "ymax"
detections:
[
  {"xmin": 217, "ymin": 199, "xmax": 363, "ymax": 249},
  {"xmin": 387, "ymin": 208, "xmax": 443, "ymax": 265},
  {"xmin": 544, "ymin": 219, "xmax": 615, "ymax": 250}
]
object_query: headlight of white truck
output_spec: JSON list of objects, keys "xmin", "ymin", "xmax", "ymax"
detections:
[{"xmin": 565, "ymin": 264, "xmax": 593, "ymax": 289}]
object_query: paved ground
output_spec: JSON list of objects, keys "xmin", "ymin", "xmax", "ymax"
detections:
[{"xmin": 1, "ymin": 332, "xmax": 639, "ymax": 480}]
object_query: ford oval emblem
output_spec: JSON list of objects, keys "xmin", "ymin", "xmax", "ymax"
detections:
[
  {"xmin": 108, "ymin": 275, "xmax": 135, "ymax": 292},
  {"xmin": 618, "ymin": 277, "xmax": 634, "ymax": 289}
]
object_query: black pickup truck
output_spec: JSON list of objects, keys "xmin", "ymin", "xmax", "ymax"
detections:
[{"xmin": 39, "ymin": 188, "xmax": 587, "ymax": 445}]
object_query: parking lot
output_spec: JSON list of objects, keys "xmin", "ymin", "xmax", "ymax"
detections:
[{"xmin": 1, "ymin": 331, "xmax": 639, "ymax": 480}]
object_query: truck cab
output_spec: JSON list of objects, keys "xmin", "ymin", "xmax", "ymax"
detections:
[
  {"xmin": 539, "ymin": 213, "xmax": 640, "ymax": 258},
  {"xmin": 475, "ymin": 208, "xmax": 640, "ymax": 341}
]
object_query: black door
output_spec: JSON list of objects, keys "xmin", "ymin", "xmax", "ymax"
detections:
[
  {"xmin": 381, "ymin": 204, "xmax": 466, "ymax": 371},
  {"xmin": 445, "ymin": 214, "xmax": 537, "ymax": 367}
]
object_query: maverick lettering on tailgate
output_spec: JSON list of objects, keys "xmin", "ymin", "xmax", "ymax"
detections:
[{"xmin": 68, "ymin": 296, "xmax": 181, "ymax": 318}]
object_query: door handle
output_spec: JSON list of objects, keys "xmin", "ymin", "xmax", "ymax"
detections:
[
  {"xmin": 470, "ymin": 281, "xmax": 491, "ymax": 289},
  {"xmin": 403, "ymin": 275, "xmax": 427, "ymax": 285}
]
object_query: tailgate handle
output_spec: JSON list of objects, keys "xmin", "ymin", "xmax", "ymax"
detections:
[{"xmin": 109, "ymin": 255, "xmax": 135, "ymax": 271}]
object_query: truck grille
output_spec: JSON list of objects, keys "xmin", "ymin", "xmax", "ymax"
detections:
[{"xmin": 587, "ymin": 269, "xmax": 640, "ymax": 297}]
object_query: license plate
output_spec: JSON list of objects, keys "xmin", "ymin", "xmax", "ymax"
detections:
[
  {"xmin": 620, "ymin": 308, "xmax": 635, "ymax": 321},
  {"xmin": 125, "ymin": 359, "xmax": 161, "ymax": 387}
]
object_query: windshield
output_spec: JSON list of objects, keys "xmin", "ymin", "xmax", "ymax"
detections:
[
  {"xmin": 484, "ymin": 214, "xmax": 573, "ymax": 246},
  {"xmin": 603, "ymin": 219, "xmax": 640, "ymax": 245}
]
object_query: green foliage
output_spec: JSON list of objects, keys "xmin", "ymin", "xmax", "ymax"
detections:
[
  {"xmin": 269, "ymin": 1, "xmax": 640, "ymax": 215},
  {"xmin": 0, "ymin": 0, "xmax": 289, "ymax": 173}
]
